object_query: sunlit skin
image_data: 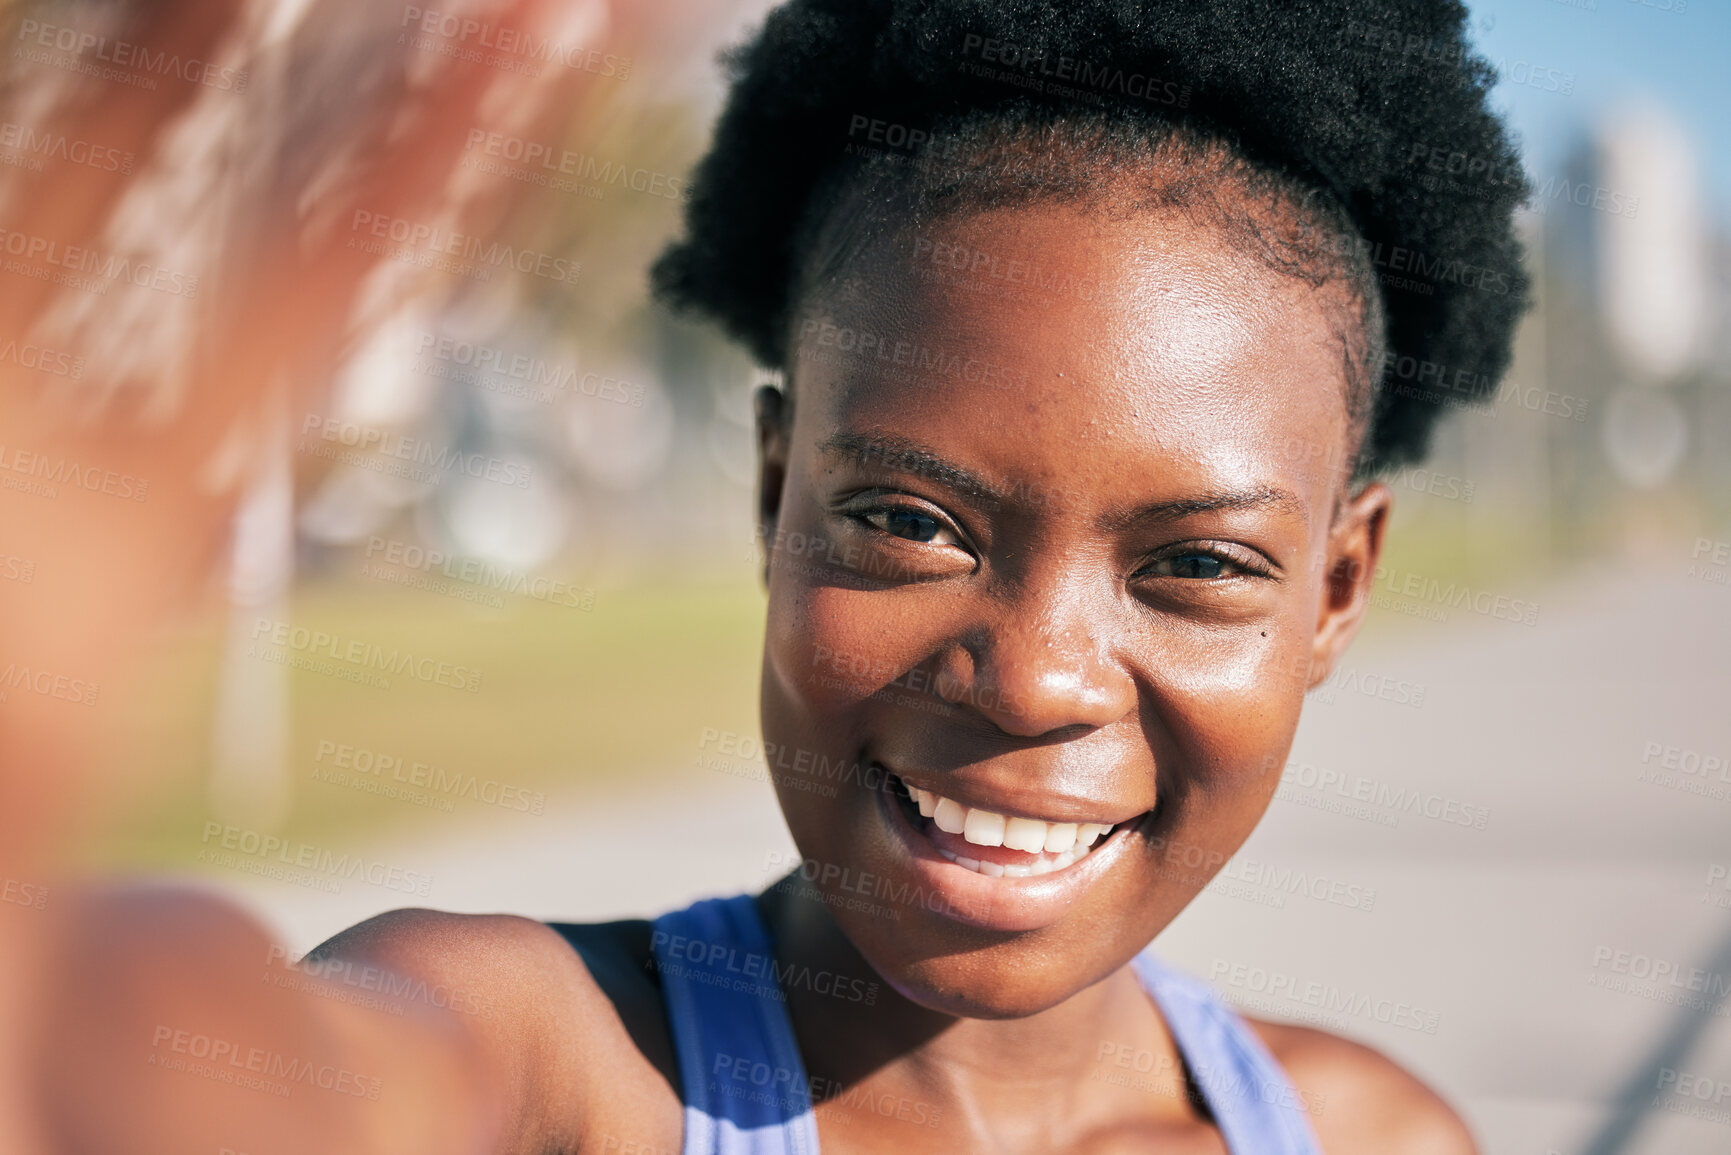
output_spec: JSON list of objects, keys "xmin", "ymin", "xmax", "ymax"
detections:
[
  {"xmin": 759, "ymin": 203, "xmax": 1374, "ymax": 1002},
  {"xmin": 312, "ymin": 196, "xmax": 1476, "ymax": 1154},
  {"xmin": 733, "ymin": 201, "xmax": 1437, "ymax": 1151}
]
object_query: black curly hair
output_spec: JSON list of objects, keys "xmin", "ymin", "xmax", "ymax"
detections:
[{"xmin": 652, "ymin": 0, "xmax": 1531, "ymax": 475}]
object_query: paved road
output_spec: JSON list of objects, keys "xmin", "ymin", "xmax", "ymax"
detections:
[{"xmin": 191, "ymin": 569, "xmax": 1731, "ymax": 1155}]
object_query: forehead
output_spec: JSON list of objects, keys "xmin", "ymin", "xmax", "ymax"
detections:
[{"xmin": 789, "ymin": 204, "xmax": 1357, "ymax": 507}]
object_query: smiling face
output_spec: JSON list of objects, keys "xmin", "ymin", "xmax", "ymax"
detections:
[{"xmin": 754, "ymin": 200, "xmax": 1390, "ymax": 1018}]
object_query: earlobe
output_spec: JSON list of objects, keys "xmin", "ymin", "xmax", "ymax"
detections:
[
  {"xmin": 754, "ymin": 385, "xmax": 790, "ymax": 582},
  {"xmin": 1308, "ymin": 481, "xmax": 1392, "ymax": 689}
]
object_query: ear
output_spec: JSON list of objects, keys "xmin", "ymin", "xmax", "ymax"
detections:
[
  {"xmin": 754, "ymin": 384, "xmax": 791, "ymax": 587},
  {"xmin": 1308, "ymin": 481, "xmax": 1392, "ymax": 689}
]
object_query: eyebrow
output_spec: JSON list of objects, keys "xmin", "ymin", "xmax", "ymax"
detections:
[
  {"xmin": 1112, "ymin": 486, "xmax": 1306, "ymax": 526},
  {"xmin": 818, "ymin": 431, "xmax": 1305, "ymax": 523},
  {"xmin": 817, "ymin": 432, "xmax": 1006, "ymax": 507}
]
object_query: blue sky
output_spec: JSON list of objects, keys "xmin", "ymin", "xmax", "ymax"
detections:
[{"xmin": 1465, "ymin": 0, "xmax": 1730, "ymax": 215}]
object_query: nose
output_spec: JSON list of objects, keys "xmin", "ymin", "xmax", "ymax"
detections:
[{"xmin": 936, "ymin": 578, "xmax": 1137, "ymax": 739}]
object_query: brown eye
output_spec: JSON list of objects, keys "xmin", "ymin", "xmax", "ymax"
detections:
[
  {"xmin": 860, "ymin": 507, "xmax": 962, "ymax": 547},
  {"xmin": 1148, "ymin": 552, "xmax": 1230, "ymax": 579},
  {"xmin": 1138, "ymin": 544, "xmax": 1269, "ymax": 581}
]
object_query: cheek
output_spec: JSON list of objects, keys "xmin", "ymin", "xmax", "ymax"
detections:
[
  {"xmin": 765, "ymin": 572, "xmax": 944, "ymax": 718},
  {"xmin": 1141, "ymin": 608, "xmax": 1316, "ymax": 807}
]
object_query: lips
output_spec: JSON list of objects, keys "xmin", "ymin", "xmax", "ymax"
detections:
[{"xmin": 868, "ymin": 766, "xmax": 1152, "ymax": 931}]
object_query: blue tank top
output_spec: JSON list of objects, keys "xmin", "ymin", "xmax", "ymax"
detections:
[{"xmin": 649, "ymin": 895, "xmax": 1322, "ymax": 1154}]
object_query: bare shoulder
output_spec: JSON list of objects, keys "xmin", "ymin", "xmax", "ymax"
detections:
[
  {"xmin": 1248, "ymin": 1018, "xmax": 1477, "ymax": 1155},
  {"xmin": 311, "ymin": 909, "xmax": 683, "ymax": 1154}
]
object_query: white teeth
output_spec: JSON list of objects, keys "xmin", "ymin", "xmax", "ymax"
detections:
[
  {"xmin": 937, "ymin": 844, "xmax": 1092, "ymax": 877},
  {"xmin": 905, "ymin": 780, "xmax": 1124, "ymax": 875},
  {"xmin": 1003, "ymin": 816, "xmax": 1048, "ymax": 853},
  {"xmin": 910, "ymin": 786, "xmax": 1115, "ymax": 849},
  {"xmin": 1043, "ymin": 822, "xmax": 1078, "ymax": 854},
  {"xmin": 962, "ymin": 808, "xmax": 1006, "ymax": 847}
]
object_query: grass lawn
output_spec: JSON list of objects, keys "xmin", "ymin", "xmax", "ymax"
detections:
[{"xmin": 91, "ymin": 574, "xmax": 769, "ymax": 869}]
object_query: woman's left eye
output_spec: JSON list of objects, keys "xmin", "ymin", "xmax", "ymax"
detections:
[
  {"xmin": 860, "ymin": 507, "xmax": 960, "ymax": 546},
  {"xmin": 1139, "ymin": 548, "xmax": 1263, "ymax": 580}
]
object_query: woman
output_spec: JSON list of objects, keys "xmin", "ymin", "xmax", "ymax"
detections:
[{"xmin": 320, "ymin": 1, "xmax": 1528, "ymax": 1151}]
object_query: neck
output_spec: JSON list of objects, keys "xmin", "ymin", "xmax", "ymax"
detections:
[{"xmin": 753, "ymin": 875, "xmax": 1197, "ymax": 1141}]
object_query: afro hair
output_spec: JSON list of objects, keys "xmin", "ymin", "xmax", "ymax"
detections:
[{"xmin": 652, "ymin": 0, "xmax": 1532, "ymax": 474}]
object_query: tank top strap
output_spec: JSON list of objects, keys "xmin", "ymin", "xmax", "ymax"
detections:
[
  {"xmin": 1129, "ymin": 951, "xmax": 1325, "ymax": 1155},
  {"xmin": 650, "ymin": 895, "xmax": 822, "ymax": 1155},
  {"xmin": 649, "ymin": 895, "xmax": 1318, "ymax": 1155}
]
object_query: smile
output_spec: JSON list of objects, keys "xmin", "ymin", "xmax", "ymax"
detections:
[
  {"xmin": 861, "ymin": 763, "xmax": 1156, "ymax": 932},
  {"xmin": 895, "ymin": 779, "xmax": 1118, "ymax": 876},
  {"xmin": 881, "ymin": 768, "xmax": 1149, "ymax": 880}
]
